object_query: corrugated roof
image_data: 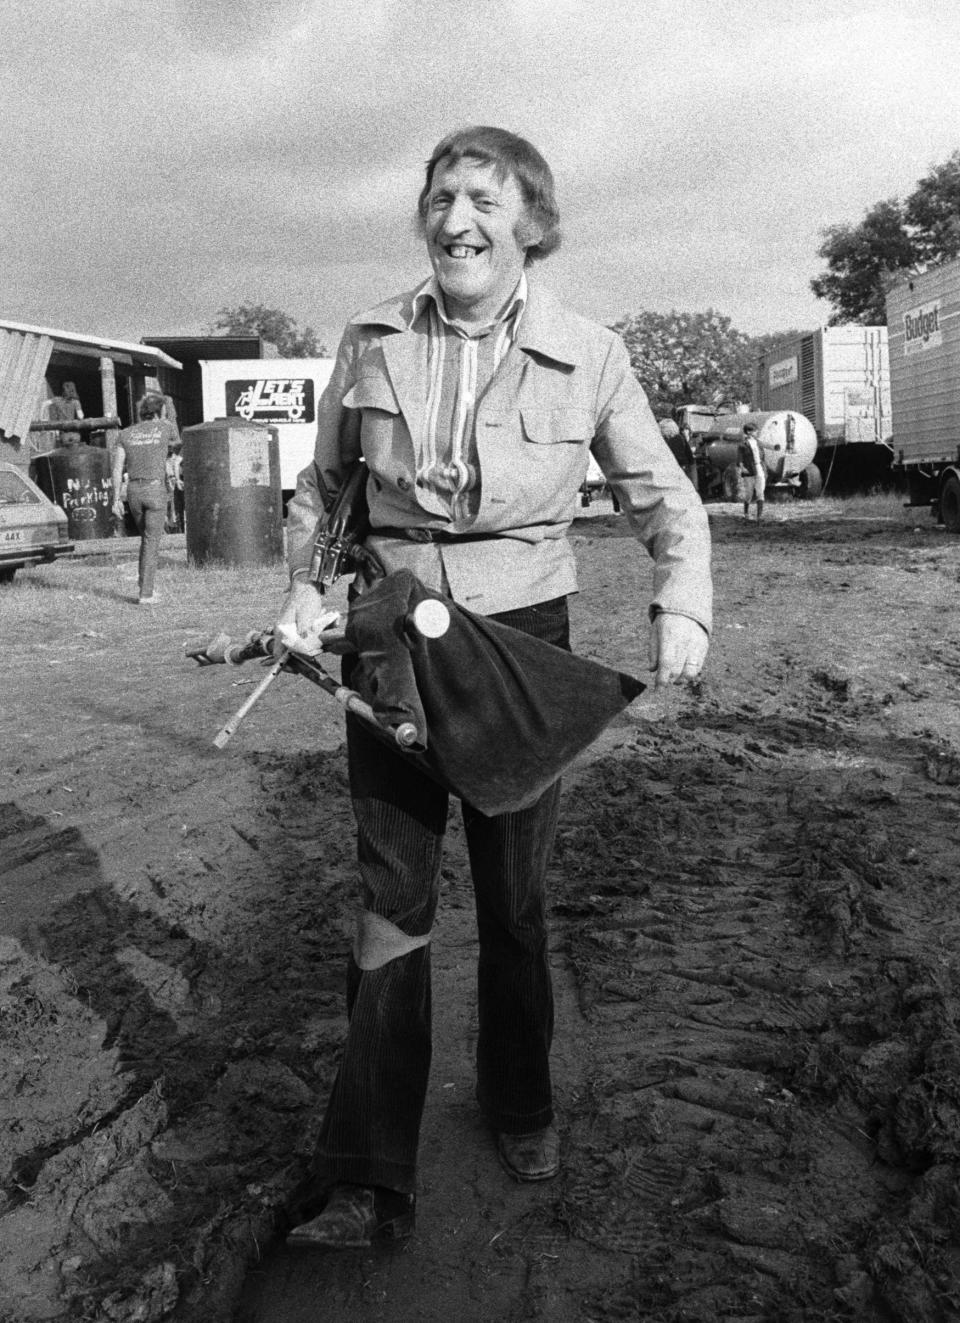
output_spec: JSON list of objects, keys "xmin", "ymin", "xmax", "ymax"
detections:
[
  {"xmin": 0, "ymin": 328, "xmax": 53, "ymax": 443},
  {"xmin": 0, "ymin": 318, "xmax": 182, "ymax": 370}
]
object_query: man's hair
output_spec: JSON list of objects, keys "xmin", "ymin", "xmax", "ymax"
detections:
[
  {"xmin": 138, "ymin": 393, "xmax": 164, "ymax": 420},
  {"xmin": 742, "ymin": 422, "xmax": 758, "ymax": 434},
  {"xmin": 416, "ymin": 126, "xmax": 561, "ymax": 264}
]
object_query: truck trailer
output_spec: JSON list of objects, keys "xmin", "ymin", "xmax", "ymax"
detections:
[
  {"xmin": 885, "ymin": 257, "xmax": 960, "ymax": 532},
  {"xmin": 752, "ymin": 326, "xmax": 892, "ymax": 491}
]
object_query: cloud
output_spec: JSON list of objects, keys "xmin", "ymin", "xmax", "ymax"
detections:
[{"xmin": 5, "ymin": 0, "xmax": 960, "ymax": 341}]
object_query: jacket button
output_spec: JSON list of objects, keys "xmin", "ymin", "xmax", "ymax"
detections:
[{"xmin": 397, "ymin": 475, "xmax": 411, "ymax": 491}]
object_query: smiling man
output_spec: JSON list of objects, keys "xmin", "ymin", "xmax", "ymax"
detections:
[
  {"xmin": 424, "ymin": 155, "xmax": 531, "ymax": 322},
  {"xmin": 276, "ymin": 126, "xmax": 712, "ymax": 1250}
]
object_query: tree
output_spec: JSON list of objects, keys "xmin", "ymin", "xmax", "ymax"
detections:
[
  {"xmin": 208, "ymin": 303, "xmax": 327, "ymax": 357},
  {"xmin": 611, "ymin": 308, "xmax": 757, "ymax": 418},
  {"xmin": 904, "ymin": 151, "xmax": 960, "ymax": 266},
  {"xmin": 810, "ymin": 199, "xmax": 916, "ymax": 325},
  {"xmin": 810, "ymin": 150, "xmax": 960, "ymax": 324}
]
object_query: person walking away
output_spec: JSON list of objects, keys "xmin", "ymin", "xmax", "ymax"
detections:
[
  {"xmin": 111, "ymin": 394, "xmax": 178, "ymax": 603},
  {"xmin": 273, "ymin": 125, "xmax": 712, "ymax": 1250},
  {"xmin": 737, "ymin": 421, "xmax": 766, "ymax": 521}
]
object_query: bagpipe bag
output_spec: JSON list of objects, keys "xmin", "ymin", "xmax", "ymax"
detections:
[{"xmin": 343, "ymin": 568, "xmax": 645, "ymax": 816}]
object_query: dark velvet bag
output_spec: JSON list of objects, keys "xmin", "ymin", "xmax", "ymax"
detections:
[{"xmin": 344, "ymin": 569, "xmax": 645, "ymax": 815}]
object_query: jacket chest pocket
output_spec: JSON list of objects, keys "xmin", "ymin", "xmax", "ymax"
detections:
[
  {"xmin": 520, "ymin": 407, "xmax": 594, "ymax": 446},
  {"xmin": 495, "ymin": 406, "xmax": 595, "ymax": 509},
  {"xmin": 342, "ymin": 375, "xmax": 414, "ymax": 490}
]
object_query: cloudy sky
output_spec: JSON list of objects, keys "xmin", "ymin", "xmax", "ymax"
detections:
[{"xmin": 5, "ymin": 0, "xmax": 960, "ymax": 352}]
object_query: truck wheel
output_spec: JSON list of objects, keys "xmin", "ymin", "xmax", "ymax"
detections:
[
  {"xmin": 942, "ymin": 472, "xmax": 960, "ymax": 533},
  {"xmin": 0, "ymin": 566, "xmax": 17, "ymax": 584},
  {"xmin": 800, "ymin": 463, "xmax": 823, "ymax": 499},
  {"xmin": 721, "ymin": 466, "xmax": 741, "ymax": 501}
]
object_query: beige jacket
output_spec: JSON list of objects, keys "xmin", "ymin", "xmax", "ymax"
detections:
[{"xmin": 287, "ymin": 282, "xmax": 712, "ymax": 631}]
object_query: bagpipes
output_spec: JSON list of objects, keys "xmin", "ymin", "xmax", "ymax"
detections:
[
  {"xmin": 187, "ymin": 595, "xmax": 451, "ymax": 752},
  {"xmin": 189, "ymin": 568, "xmax": 645, "ymax": 817},
  {"xmin": 188, "ymin": 459, "xmax": 452, "ymax": 750},
  {"xmin": 190, "ymin": 461, "xmax": 646, "ymax": 814},
  {"xmin": 306, "ymin": 458, "xmax": 379, "ymax": 586}
]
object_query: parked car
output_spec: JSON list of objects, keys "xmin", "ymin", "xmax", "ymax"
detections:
[{"xmin": 0, "ymin": 462, "xmax": 74, "ymax": 581}]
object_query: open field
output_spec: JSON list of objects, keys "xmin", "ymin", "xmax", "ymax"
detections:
[{"xmin": 2, "ymin": 494, "xmax": 960, "ymax": 1322}]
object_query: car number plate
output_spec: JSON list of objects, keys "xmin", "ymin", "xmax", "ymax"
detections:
[{"xmin": 1, "ymin": 529, "xmax": 26, "ymax": 544}]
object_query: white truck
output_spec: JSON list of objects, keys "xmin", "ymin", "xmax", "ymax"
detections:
[
  {"xmin": 752, "ymin": 326, "xmax": 891, "ymax": 446},
  {"xmin": 885, "ymin": 258, "xmax": 960, "ymax": 532},
  {"xmin": 199, "ymin": 357, "xmax": 334, "ymax": 499},
  {"xmin": 752, "ymin": 326, "xmax": 892, "ymax": 492}
]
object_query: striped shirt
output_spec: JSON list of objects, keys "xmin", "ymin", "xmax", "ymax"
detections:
[{"xmin": 409, "ymin": 273, "xmax": 527, "ymax": 523}]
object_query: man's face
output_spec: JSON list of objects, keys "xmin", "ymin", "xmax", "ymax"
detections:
[{"xmin": 424, "ymin": 157, "xmax": 535, "ymax": 325}]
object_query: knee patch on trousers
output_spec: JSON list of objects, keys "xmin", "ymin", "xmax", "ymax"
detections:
[{"xmin": 353, "ymin": 910, "xmax": 431, "ymax": 970}]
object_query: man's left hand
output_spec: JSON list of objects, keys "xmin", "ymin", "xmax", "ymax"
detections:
[{"xmin": 649, "ymin": 612, "xmax": 709, "ymax": 688}]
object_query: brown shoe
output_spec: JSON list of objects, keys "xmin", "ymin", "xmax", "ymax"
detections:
[
  {"xmin": 497, "ymin": 1125, "xmax": 560, "ymax": 1182},
  {"xmin": 286, "ymin": 1183, "xmax": 415, "ymax": 1250}
]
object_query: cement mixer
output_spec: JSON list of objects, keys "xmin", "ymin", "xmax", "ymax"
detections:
[{"xmin": 694, "ymin": 410, "xmax": 822, "ymax": 501}]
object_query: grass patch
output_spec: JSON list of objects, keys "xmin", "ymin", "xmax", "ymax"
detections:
[
  {"xmin": 818, "ymin": 489, "xmax": 917, "ymax": 520},
  {"xmin": 0, "ymin": 539, "xmax": 304, "ymax": 646}
]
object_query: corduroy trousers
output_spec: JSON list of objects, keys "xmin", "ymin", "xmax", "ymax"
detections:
[{"xmin": 313, "ymin": 596, "xmax": 570, "ymax": 1195}]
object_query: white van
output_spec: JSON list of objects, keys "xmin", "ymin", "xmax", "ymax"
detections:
[{"xmin": 199, "ymin": 357, "xmax": 334, "ymax": 497}]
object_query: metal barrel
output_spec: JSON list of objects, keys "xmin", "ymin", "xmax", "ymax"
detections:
[
  {"xmin": 181, "ymin": 419, "xmax": 284, "ymax": 567},
  {"xmin": 32, "ymin": 444, "xmax": 115, "ymax": 540}
]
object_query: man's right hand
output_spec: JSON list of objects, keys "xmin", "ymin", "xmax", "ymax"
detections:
[{"xmin": 272, "ymin": 578, "xmax": 329, "ymax": 654}]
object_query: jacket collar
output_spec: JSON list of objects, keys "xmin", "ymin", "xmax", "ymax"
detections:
[
  {"xmin": 513, "ymin": 282, "xmax": 584, "ymax": 367},
  {"xmin": 350, "ymin": 277, "xmax": 584, "ymax": 368},
  {"xmin": 409, "ymin": 273, "xmax": 527, "ymax": 333}
]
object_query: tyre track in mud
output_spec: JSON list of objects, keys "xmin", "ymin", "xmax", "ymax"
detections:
[{"xmin": 1, "ymin": 742, "xmax": 360, "ymax": 1322}]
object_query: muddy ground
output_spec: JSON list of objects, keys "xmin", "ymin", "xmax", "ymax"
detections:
[{"xmin": 2, "ymin": 499, "xmax": 959, "ymax": 1323}]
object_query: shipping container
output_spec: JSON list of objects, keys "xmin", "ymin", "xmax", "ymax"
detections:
[
  {"xmin": 886, "ymin": 257, "xmax": 960, "ymax": 531},
  {"xmin": 753, "ymin": 326, "xmax": 891, "ymax": 445}
]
